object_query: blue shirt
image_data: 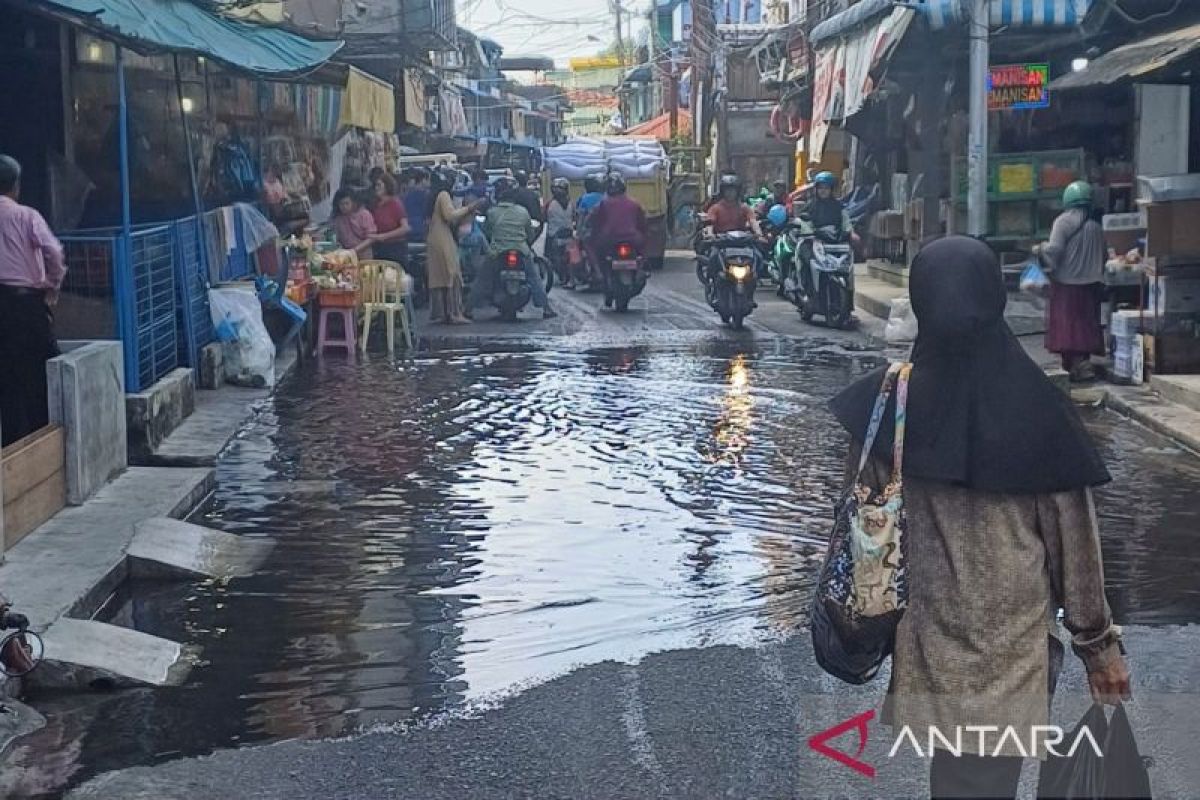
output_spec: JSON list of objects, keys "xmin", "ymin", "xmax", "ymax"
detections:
[
  {"xmin": 403, "ymin": 187, "xmax": 430, "ymax": 242},
  {"xmin": 576, "ymin": 192, "xmax": 604, "ymax": 214}
]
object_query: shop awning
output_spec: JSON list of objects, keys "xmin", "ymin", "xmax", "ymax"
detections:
[
  {"xmin": 1049, "ymin": 21, "xmax": 1200, "ymax": 90},
  {"xmin": 917, "ymin": 0, "xmax": 1093, "ymax": 30},
  {"xmin": 809, "ymin": 0, "xmax": 897, "ymax": 47},
  {"xmin": 339, "ymin": 66, "xmax": 396, "ymax": 132},
  {"xmin": 26, "ymin": 0, "xmax": 342, "ymax": 76},
  {"xmin": 809, "ymin": 5, "xmax": 914, "ymax": 159}
]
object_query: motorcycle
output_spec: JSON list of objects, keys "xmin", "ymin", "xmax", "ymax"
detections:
[
  {"xmin": 698, "ymin": 231, "xmax": 760, "ymax": 330},
  {"xmin": 489, "ymin": 249, "xmax": 542, "ymax": 321},
  {"xmin": 604, "ymin": 241, "xmax": 648, "ymax": 313},
  {"xmin": 796, "ymin": 222, "xmax": 855, "ymax": 329},
  {"xmin": 770, "ymin": 219, "xmax": 804, "ymax": 299}
]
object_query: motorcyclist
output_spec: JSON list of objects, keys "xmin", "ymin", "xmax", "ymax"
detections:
[
  {"xmin": 589, "ymin": 173, "xmax": 648, "ymax": 307},
  {"xmin": 512, "ymin": 170, "xmax": 545, "ymax": 238},
  {"xmin": 479, "ymin": 176, "xmax": 557, "ymax": 319},
  {"xmin": 769, "ymin": 179, "xmax": 792, "ymax": 213},
  {"xmin": 705, "ymin": 174, "xmax": 763, "ymax": 237},
  {"xmin": 576, "ymin": 174, "xmax": 606, "ymax": 285},
  {"xmin": 803, "ymin": 171, "xmax": 855, "ymax": 239},
  {"xmin": 544, "ymin": 177, "xmax": 576, "ymax": 287}
]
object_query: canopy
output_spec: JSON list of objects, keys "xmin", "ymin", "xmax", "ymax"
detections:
[
  {"xmin": 624, "ymin": 110, "xmax": 692, "ymax": 140},
  {"xmin": 917, "ymin": 0, "xmax": 1093, "ymax": 30},
  {"xmin": 1049, "ymin": 21, "xmax": 1200, "ymax": 90},
  {"xmin": 339, "ymin": 66, "xmax": 396, "ymax": 132},
  {"xmin": 28, "ymin": 0, "xmax": 342, "ymax": 76}
]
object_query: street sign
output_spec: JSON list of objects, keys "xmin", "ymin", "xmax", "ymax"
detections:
[{"xmin": 988, "ymin": 63, "xmax": 1050, "ymax": 111}]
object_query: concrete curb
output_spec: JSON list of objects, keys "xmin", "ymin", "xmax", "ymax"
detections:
[{"xmin": 1102, "ymin": 385, "xmax": 1200, "ymax": 456}]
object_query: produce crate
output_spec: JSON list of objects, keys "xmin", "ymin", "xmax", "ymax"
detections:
[{"xmin": 317, "ymin": 288, "xmax": 360, "ymax": 308}]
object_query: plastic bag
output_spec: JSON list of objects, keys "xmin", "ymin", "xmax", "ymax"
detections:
[
  {"xmin": 208, "ymin": 287, "xmax": 276, "ymax": 388},
  {"xmin": 1038, "ymin": 704, "xmax": 1152, "ymax": 799},
  {"xmin": 1021, "ymin": 261, "xmax": 1051, "ymax": 296},
  {"xmin": 885, "ymin": 296, "xmax": 919, "ymax": 343}
]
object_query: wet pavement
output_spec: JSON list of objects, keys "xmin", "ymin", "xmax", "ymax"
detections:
[{"xmin": 8, "ymin": 257, "xmax": 1200, "ymax": 798}]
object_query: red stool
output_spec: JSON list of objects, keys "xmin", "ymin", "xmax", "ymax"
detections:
[{"xmin": 316, "ymin": 307, "xmax": 356, "ymax": 355}]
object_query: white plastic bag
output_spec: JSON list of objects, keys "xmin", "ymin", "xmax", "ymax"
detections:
[
  {"xmin": 885, "ymin": 297, "xmax": 919, "ymax": 343},
  {"xmin": 209, "ymin": 287, "xmax": 276, "ymax": 388}
]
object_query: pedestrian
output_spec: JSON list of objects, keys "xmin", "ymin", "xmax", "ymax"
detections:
[
  {"xmin": 0, "ymin": 154, "xmax": 65, "ymax": 447},
  {"xmin": 403, "ymin": 168, "xmax": 432, "ymax": 243},
  {"xmin": 426, "ymin": 169, "xmax": 480, "ymax": 325},
  {"xmin": 1037, "ymin": 180, "xmax": 1106, "ymax": 382},
  {"xmin": 331, "ymin": 188, "xmax": 377, "ymax": 260},
  {"xmin": 366, "ymin": 172, "xmax": 410, "ymax": 264},
  {"xmin": 829, "ymin": 236, "xmax": 1130, "ymax": 800}
]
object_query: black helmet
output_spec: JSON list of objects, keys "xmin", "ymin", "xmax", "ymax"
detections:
[
  {"xmin": 605, "ymin": 173, "xmax": 627, "ymax": 195},
  {"xmin": 494, "ymin": 176, "xmax": 518, "ymax": 200},
  {"xmin": 514, "ymin": 170, "xmax": 529, "ymax": 186},
  {"xmin": 720, "ymin": 173, "xmax": 741, "ymax": 191},
  {"xmin": 584, "ymin": 174, "xmax": 604, "ymax": 193}
]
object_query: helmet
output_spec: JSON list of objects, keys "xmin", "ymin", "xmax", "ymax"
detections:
[
  {"xmin": 514, "ymin": 170, "xmax": 529, "ymax": 186},
  {"xmin": 551, "ymin": 177, "xmax": 570, "ymax": 193},
  {"xmin": 584, "ymin": 174, "xmax": 604, "ymax": 193},
  {"xmin": 767, "ymin": 204, "xmax": 788, "ymax": 228},
  {"xmin": 1062, "ymin": 180, "xmax": 1093, "ymax": 209},
  {"xmin": 493, "ymin": 176, "xmax": 518, "ymax": 200},
  {"xmin": 813, "ymin": 171, "xmax": 837, "ymax": 188},
  {"xmin": 605, "ymin": 172, "xmax": 627, "ymax": 194},
  {"xmin": 719, "ymin": 174, "xmax": 741, "ymax": 190}
]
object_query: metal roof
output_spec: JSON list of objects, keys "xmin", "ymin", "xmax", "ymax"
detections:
[
  {"xmin": 26, "ymin": 0, "xmax": 342, "ymax": 76},
  {"xmin": 1049, "ymin": 21, "xmax": 1200, "ymax": 89}
]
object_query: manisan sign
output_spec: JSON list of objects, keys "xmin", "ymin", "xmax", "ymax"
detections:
[{"xmin": 988, "ymin": 63, "xmax": 1050, "ymax": 110}]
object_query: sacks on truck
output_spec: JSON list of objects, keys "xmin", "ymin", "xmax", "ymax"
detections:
[{"xmin": 543, "ymin": 136, "xmax": 667, "ymax": 180}]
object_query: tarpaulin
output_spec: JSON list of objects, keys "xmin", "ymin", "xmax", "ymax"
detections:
[
  {"xmin": 339, "ymin": 66, "xmax": 396, "ymax": 132},
  {"xmin": 27, "ymin": 0, "xmax": 342, "ymax": 76},
  {"xmin": 1050, "ymin": 21, "xmax": 1200, "ymax": 90},
  {"xmin": 401, "ymin": 69, "xmax": 428, "ymax": 128},
  {"xmin": 440, "ymin": 89, "xmax": 469, "ymax": 137},
  {"xmin": 808, "ymin": 7, "xmax": 913, "ymax": 160},
  {"xmin": 919, "ymin": 0, "xmax": 1092, "ymax": 30}
]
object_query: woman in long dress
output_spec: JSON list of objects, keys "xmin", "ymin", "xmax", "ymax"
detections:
[
  {"xmin": 830, "ymin": 236, "xmax": 1130, "ymax": 799},
  {"xmin": 425, "ymin": 170, "xmax": 479, "ymax": 324}
]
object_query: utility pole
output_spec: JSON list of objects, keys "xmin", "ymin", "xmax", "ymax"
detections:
[
  {"xmin": 612, "ymin": 0, "xmax": 626, "ymax": 65},
  {"xmin": 967, "ymin": 0, "xmax": 989, "ymax": 236}
]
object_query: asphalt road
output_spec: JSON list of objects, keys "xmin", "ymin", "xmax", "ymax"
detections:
[{"xmin": 65, "ymin": 256, "xmax": 1200, "ymax": 799}]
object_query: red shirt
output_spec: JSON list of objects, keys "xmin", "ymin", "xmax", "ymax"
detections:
[
  {"xmin": 708, "ymin": 200, "xmax": 754, "ymax": 234},
  {"xmin": 371, "ymin": 196, "xmax": 408, "ymax": 236},
  {"xmin": 591, "ymin": 194, "xmax": 647, "ymax": 250}
]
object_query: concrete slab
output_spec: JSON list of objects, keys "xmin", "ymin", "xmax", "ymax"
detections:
[
  {"xmin": 1105, "ymin": 384, "xmax": 1200, "ymax": 455},
  {"xmin": 1150, "ymin": 374, "xmax": 1200, "ymax": 415},
  {"xmin": 35, "ymin": 618, "xmax": 190, "ymax": 689},
  {"xmin": 47, "ymin": 341, "xmax": 127, "ymax": 505},
  {"xmin": 128, "ymin": 518, "xmax": 273, "ymax": 580},
  {"xmin": 146, "ymin": 347, "xmax": 298, "ymax": 468},
  {"xmin": 0, "ymin": 467, "xmax": 214, "ymax": 629},
  {"xmin": 126, "ymin": 368, "xmax": 196, "ymax": 464}
]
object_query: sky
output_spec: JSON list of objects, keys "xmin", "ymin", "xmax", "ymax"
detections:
[{"xmin": 457, "ymin": 0, "xmax": 650, "ymax": 65}]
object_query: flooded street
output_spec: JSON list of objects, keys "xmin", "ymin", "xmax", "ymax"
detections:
[{"xmin": 14, "ymin": 321, "xmax": 1200, "ymax": 797}]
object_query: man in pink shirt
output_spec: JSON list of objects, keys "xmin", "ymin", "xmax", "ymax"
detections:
[{"xmin": 0, "ymin": 155, "xmax": 65, "ymax": 446}]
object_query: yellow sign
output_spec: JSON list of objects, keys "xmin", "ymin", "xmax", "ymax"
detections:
[
  {"xmin": 998, "ymin": 163, "xmax": 1035, "ymax": 195},
  {"xmin": 569, "ymin": 56, "xmax": 623, "ymax": 71}
]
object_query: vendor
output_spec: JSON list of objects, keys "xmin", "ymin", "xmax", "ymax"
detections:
[
  {"xmin": 1037, "ymin": 180, "xmax": 1106, "ymax": 382},
  {"xmin": 332, "ymin": 188, "xmax": 377, "ymax": 260},
  {"xmin": 367, "ymin": 173, "xmax": 410, "ymax": 264}
]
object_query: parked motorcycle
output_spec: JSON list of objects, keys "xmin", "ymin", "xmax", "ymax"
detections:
[
  {"xmin": 796, "ymin": 222, "xmax": 855, "ymax": 329},
  {"xmin": 698, "ymin": 231, "xmax": 760, "ymax": 330},
  {"xmin": 604, "ymin": 241, "xmax": 648, "ymax": 313}
]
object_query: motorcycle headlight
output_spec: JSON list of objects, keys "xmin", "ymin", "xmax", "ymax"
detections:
[{"xmin": 727, "ymin": 263, "xmax": 751, "ymax": 281}]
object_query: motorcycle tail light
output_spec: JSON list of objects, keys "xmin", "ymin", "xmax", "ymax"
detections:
[
  {"xmin": 504, "ymin": 251, "xmax": 520, "ymax": 267},
  {"xmin": 616, "ymin": 243, "xmax": 634, "ymax": 259}
]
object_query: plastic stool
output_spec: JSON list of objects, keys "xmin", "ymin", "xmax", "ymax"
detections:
[{"xmin": 316, "ymin": 307, "xmax": 356, "ymax": 355}]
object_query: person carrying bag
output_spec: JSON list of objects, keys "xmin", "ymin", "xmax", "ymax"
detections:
[{"xmin": 812, "ymin": 361, "xmax": 911, "ymax": 684}]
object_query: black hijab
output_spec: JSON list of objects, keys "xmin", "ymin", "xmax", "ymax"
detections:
[{"xmin": 829, "ymin": 236, "xmax": 1110, "ymax": 494}]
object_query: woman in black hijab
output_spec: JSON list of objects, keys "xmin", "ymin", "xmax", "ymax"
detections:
[{"xmin": 829, "ymin": 236, "xmax": 1130, "ymax": 799}]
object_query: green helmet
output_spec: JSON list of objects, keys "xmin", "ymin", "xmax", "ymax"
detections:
[{"xmin": 1062, "ymin": 180, "xmax": 1093, "ymax": 209}]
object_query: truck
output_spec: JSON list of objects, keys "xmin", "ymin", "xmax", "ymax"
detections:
[{"xmin": 541, "ymin": 137, "xmax": 669, "ymax": 270}]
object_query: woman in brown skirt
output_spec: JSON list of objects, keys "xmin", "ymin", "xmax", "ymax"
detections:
[{"xmin": 425, "ymin": 169, "xmax": 481, "ymax": 324}]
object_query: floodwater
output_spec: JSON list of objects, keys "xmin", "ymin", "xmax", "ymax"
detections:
[{"xmin": 10, "ymin": 340, "xmax": 1200, "ymax": 796}]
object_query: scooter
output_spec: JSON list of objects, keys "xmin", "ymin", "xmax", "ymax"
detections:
[
  {"xmin": 796, "ymin": 223, "xmax": 855, "ymax": 329},
  {"xmin": 770, "ymin": 220, "xmax": 804, "ymax": 299},
  {"xmin": 490, "ymin": 249, "xmax": 542, "ymax": 321},
  {"xmin": 699, "ymin": 231, "xmax": 760, "ymax": 330},
  {"xmin": 604, "ymin": 241, "xmax": 648, "ymax": 313}
]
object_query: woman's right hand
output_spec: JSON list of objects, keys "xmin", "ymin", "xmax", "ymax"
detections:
[{"xmin": 1088, "ymin": 654, "xmax": 1132, "ymax": 705}]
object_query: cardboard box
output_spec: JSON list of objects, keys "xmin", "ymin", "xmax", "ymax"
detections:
[
  {"xmin": 1147, "ymin": 276, "xmax": 1200, "ymax": 315},
  {"xmin": 1143, "ymin": 200, "xmax": 1200, "ymax": 259}
]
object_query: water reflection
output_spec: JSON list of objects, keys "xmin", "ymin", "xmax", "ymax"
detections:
[{"xmin": 14, "ymin": 340, "xmax": 1200, "ymax": 798}]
